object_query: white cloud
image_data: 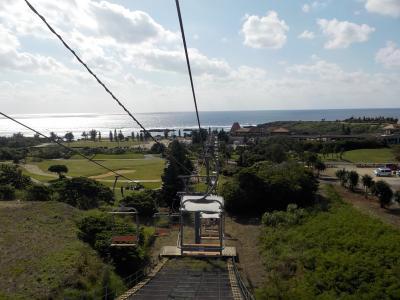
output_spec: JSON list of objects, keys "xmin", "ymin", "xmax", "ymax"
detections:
[
  {"xmin": 88, "ymin": 1, "xmax": 178, "ymax": 44},
  {"xmin": 376, "ymin": 41, "xmax": 400, "ymax": 68},
  {"xmin": 317, "ymin": 18, "xmax": 375, "ymax": 49},
  {"xmin": 302, "ymin": 1, "xmax": 331, "ymax": 13},
  {"xmin": 302, "ymin": 4, "xmax": 311, "ymax": 13},
  {"xmin": 298, "ymin": 30, "xmax": 315, "ymax": 40},
  {"xmin": 241, "ymin": 11, "xmax": 289, "ymax": 49},
  {"xmin": 365, "ymin": 0, "xmax": 400, "ymax": 18}
]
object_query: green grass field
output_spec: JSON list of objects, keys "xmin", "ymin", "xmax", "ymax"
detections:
[
  {"xmin": 64, "ymin": 140, "xmax": 143, "ymax": 148},
  {"xmin": 70, "ymin": 153, "xmax": 146, "ymax": 160},
  {"xmin": 342, "ymin": 148, "xmax": 396, "ymax": 163},
  {"xmin": 0, "ymin": 201, "xmax": 124, "ymax": 299},
  {"xmin": 34, "ymin": 158, "xmax": 164, "ymax": 179}
]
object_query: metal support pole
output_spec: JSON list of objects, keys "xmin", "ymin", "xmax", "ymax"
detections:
[
  {"xmin": 194, "ymin": 212, "xmax": 201, "ymax": 244},
  {"xmin": 219, "ymin": 215, "xmax": 223, "ymax": 256},
  {"xmin": 180, "ymin": 211, "xmax": 184, "ymax": 255}
]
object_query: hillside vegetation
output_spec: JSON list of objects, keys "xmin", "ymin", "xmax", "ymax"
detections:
[
  {"xmin": 0, "ymin": 201, "xmax": 123, "ymax": 299},
  {"xmin": 256, "ymin": 185, "xmax": 400, "ymax": 299}
]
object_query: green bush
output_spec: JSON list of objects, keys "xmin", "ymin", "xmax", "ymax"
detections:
[
  {"xmin": 51, "ymin": 177, "xmax": 114, "ymax": 210},
  {"xmin": 256, "ymin": 185, "xmax": 400, "ymax": 299},
  {"xmin": 0, "ymin": 184, "xmax": 16, "ymax": 200},
  {"xmin": 25, "ymin": 184, "xmax": 52, "ymax": 201},
  {"xmin": 221, "ymin": 161, "xmax": 318, "ymax": 215},
  {"xmin": 0, "ymin": 164, "xmax": 31, "ymax": 188},
  {"xmin": 121, "ymin": 191, "xmax": 157, "ymax": 217},
  {"xmin": 77, "ymin": 212, "xmax": 147, "ymax": 277},
  {"xmin": 262, "ymin": 204, "xmax": 308, "ymax": 227}
]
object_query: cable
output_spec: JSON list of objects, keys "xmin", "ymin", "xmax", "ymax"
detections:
[
  {"xmin": 24, "ymin": 0, "xmax": 193, "ymax": 175},
  {"xmin": 0, "ymin": 111, "xmax": 135, "ymax": 182},
  {"xmin": 174, "ymin": 0, "xmax": 202, "ymax": 137}
]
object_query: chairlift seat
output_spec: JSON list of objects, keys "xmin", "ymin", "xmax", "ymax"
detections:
[{"xmin": 111, "ymin": 235, "xmax": 137, "ymax": 246}]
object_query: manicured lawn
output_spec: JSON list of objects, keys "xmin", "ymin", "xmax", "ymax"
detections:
[
  {"xmin": 70, "ymin": 153, "xmax": 146, "ymax": 160},
  {"xmin": 34, "ymin": 158, "xmax": 165, "ymax": 179},
  {"xmin": 64, "ymin": 140, "xmax": 143, "ymax": 148},
  {"xmin": 342, "ymin": 148, "xmax": 396, "ymax": 163}
]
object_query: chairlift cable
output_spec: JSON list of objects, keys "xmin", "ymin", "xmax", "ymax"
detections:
[
  {"xmin": 0, "ymin": 111, "xmax": 135, "ymax": 182},
  {"xmin": 23, "ymin": 0, "xmax": 193, "ymax": 175}
]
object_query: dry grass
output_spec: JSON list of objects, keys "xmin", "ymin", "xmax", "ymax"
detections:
[{"xmin": 0, "ymin": 201, "xmax": 116, "ymax": 299}]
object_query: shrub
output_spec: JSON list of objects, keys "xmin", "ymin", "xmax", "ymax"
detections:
[
  {"xmin": 372, "ymin": 180, "xmax": 393, "ymax": 208},
  {"xmin": 51, "ymin": 177, "xmax": 114, "ymax": 209},
  {"xmin": 121, "ymin": 191, "xmax": 157, "ymax": 217},
  {"xmin": 77, "ymin": 212, "xmax": 146, "ymax": 277},
  {"xmin": 257, "ymin": 185, "xmax": 400, "ymax": 299},
  {"xmin": 221, "ymin": 161, "xmax": 318, "ymax": 215},
  {"xmin": 0, "ymin": 164, "xmax": 31, "ymax": 188},
  {"xmin": 0, "ymin": 184, "xmax": 16, "ymax": 200},
  {"xmin": 262, "ymin": 204, "xmax": 308, "ymax": 227},
  {"xmin": 25, "ymin": 184, "xmax": 52, "ymax": 201},
  {"xmin": 48, "ymin": 164, "xmax": 68, "ymax": 178}
]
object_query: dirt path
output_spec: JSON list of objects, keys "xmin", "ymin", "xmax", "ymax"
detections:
[
  {"xmin": 224, "ymin": 217, "xmax": 266, "ymax": 290},
  {"xmin": 21, "ymin": 164, "xmax": 57, "ymax": 178}
]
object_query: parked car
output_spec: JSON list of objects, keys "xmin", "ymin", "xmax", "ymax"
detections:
[
  {"xmin": 374, "ymin": 168, "xmax": 392, "ymax": 177},
  {"xmin": 396, "ymin": 170, "xmax": 400, "ymax": 177}
]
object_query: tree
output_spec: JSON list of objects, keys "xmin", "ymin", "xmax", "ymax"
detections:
[
  {"xmin": 121, "ymin": 191, "xmax": 157, "ymax": 217},
  {"xmin": 118, "ymin": 130, "xmax": 124, "ymax": 141},
  {"xmin": 48, "ymin": 164, "xmax": 68, "ymax": 179},
  {"xmin": 25, "ymin": 184, "xmax": 52, "ymax": 201},
  {"xmin": 0, "ymin": 184, "xmax": 15, "ymax": 200},
  {"xmin": 221, "ymin": 161, "xmax": 318, "ymax": 215},
  {"xmin": 109, "ymin": 131, "xmax": 113, "ymax": 142},
  {"xmin": 51, "ymin": 177, "xmax": 114, "ymax": 209},
  {"xmin": 49, "ymin": 131, "xmax": 58, "ymax": 142},
  {"xmin": 81, "ymin": 131, "xmax": 88, "ymax": 140},
  {"xmin": 131, "ymin": 132, "xmax": 135, "ymax": 141},
  {"xmin": 372, "ymin": 180, "xmax": 393, "ymax": 208},
  {"xmin": 0, "ymin": 164, "xmax": 31, "ymax": 188},
  {"xmin": 335, "ymin": 169, "xmax": 348, "ymax": 187},
  {"xmin": 304, "ymin": 152, "xmax": 318, "ymax": 168},
  {"xmin": 347, "ymin": 170, "xmax": 359, "ymax": 191},
  {"xmin": 161, "ymin": 140, "xmax": 193, "ymax": 208},
  {"xmin": 217, "ymin": 129, "xmax": 229, "ymax": 143},
  {"xmin": 178, "ymin": 129, "xmax": 181, "ymax": 137},
  {"xmin": 150, "ymin": 142, "xmax": 166, "ymax": 154},
  {"xmin": 394, "ymin": 191, "xmax": 400, "ymax": 204},
  {"xmin": 114, "ymin": 129, "xmax": 117, "ymax": 141},
  {"xmin": 314, "ymin": 160, "xmax": 326, "ymax": 177},
  {"xmin": 64, "ymin": 132, "xmax": 74, "ymax": 143},
  {"xmin": 89, "ymin": 129, "xmax": 97, "ymax": 141},
  {"xmin": 361, "ymin": 174, "xmax": 374, "ymax": 197},
  {"xmin": 98, "ymin": 131, "xmax": 102, "ymax": 141},
  {"xmin": 164, "ymin": 130, "xmax": 169, "ymax": 139}
]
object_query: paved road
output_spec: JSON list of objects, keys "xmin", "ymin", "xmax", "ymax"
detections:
[{"xmin": 324, "ymin": 163, "xmax": 400, "ymax": 190}]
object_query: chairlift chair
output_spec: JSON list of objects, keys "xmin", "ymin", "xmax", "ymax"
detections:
[{"xmin": 109, "ymin": 206, "xmax": 140, "ymax": 247}]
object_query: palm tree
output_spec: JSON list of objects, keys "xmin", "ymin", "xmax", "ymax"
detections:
[{"xmin": 361, "ymin": 174, "xmax": 374, "ymax": 198}]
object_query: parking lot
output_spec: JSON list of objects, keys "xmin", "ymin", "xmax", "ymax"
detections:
[{"xmin": 325, "ymin": 164, "xmax": 400, "ymax": 191}]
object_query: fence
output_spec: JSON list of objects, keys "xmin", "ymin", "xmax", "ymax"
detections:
[{"xmin": 232, "ymin": 258, "xmax": 255, "ymax": 300}]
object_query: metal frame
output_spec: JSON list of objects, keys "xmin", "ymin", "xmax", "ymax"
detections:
[
  {"xmin": 109, "ymin": 206, "xmax": 140, "ymax": 247},
  {"xmin": 179, "ymin": 195, "xmax": 225, "ymax": 256}
]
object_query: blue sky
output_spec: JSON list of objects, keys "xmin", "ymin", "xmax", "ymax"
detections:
[{"xmin": 0, "ymin": 0, "xmax": 399, "ymax": 114}]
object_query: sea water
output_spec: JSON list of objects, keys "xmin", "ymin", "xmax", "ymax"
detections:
[{"xmin": 1, "ymin": 108, "xmax": 400, "ymax": 137}]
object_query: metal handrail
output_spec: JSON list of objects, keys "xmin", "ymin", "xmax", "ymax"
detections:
[{"xmin": 232, "ymin": 258, "xmax": 255, "ymax": 300}]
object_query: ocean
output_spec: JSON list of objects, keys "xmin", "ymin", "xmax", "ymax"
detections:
[{"xmin": 1, "ymin": 108, "xmax": 400, "ymax": 137}]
